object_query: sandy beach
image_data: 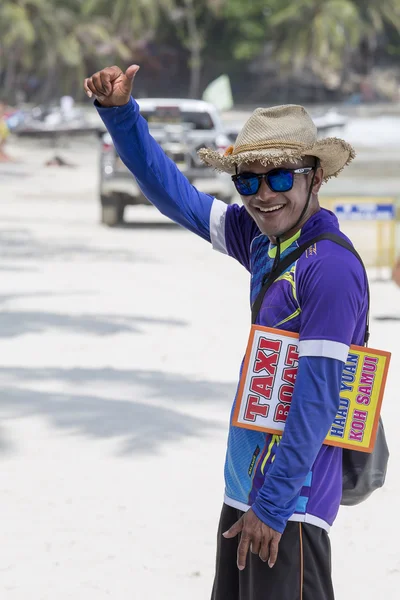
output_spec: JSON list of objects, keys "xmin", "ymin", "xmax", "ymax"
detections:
[{"xmin": 0, "ymin": 117, "xmax": 399, "ymax": 599}]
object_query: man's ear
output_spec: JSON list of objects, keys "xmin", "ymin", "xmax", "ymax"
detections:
[{"xmin": 312, "ymin": 167, "xmax": 324, "ymax": 194}]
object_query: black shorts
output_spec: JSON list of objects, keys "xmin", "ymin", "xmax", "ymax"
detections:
[{"xmin": 211, "ymin": 504, "xmax": 335, "ymax": 600}]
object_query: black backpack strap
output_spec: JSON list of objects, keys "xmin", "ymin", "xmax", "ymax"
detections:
[{"xmin": 251, "ymin": 232, "xmax": 370, "ymax": 346}]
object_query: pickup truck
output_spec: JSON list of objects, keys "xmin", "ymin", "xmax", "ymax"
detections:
[{"xmin": 99, "ymin": 98, "xmax": 233, "ymax": 226}]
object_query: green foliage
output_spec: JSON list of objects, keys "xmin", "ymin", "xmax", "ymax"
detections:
[
  {"xmin": 268, "ymin": 0, "xmax": 362, "ymax": 71},
  {"xmin": 0, "ymin": 0, "xmax": 399, "ymax": 103},
  {"xmin": 221, "ymin": 0, "xmax": 271, "ymax": 59}
]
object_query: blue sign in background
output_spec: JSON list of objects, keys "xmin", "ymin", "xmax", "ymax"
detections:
[{"xmin": 334, "ymin": 204, "xmax": 395, "ymax": 221}]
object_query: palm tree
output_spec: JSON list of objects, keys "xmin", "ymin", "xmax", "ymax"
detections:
[
  {"xmin": 0, "ymin": 0, "xmax": 82, "ymax": 101},
  {"xmin": 265, "ymin": 0, "xmax": 400, "ymax": 94},
  {"xmin": 0, "ymin": 0, "xmax": 40, "ymax": 100},
  {"xmin": 0, "ymin": 0, "xmax": 128, "ymax": 103},
  {"xmin": 97, "ymin": 0, "xmax": 176, "ymax": 50},
  {"xmin": 352, "ymin": 0, "xmax": 400, "ymax": 75},
  {"xmin": 50, "ymin": 0, "xmax": 130, "ymax": 100},
  {"xmin": 108, "ymin": 0, "xmax": 217, "ymax": 98},
  {"xmin": 267, "ymin": 0, "xmax": 363, "ymax": 88},
  {"xmin": 169, "ymin": 0, "xmax": 228, "ymax": 98}
]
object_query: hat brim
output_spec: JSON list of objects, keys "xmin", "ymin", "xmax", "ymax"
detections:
[{"xmin": 198, "ymin": 137, "xmax": 355, "ymax": 181}]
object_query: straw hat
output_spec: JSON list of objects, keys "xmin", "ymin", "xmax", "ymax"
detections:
[{"xmin": 198, "ymin": 104, "xmax": 355, "ymax": 180}]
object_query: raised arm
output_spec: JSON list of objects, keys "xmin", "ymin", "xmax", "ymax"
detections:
[{"xmin": 84, "ymin": 65, "xmax": 213, "ymax": 241}]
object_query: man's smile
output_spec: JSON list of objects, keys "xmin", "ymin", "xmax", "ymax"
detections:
[{"xmin": 254, "ymin": 204, "xmax": 285, "ymax": 214}]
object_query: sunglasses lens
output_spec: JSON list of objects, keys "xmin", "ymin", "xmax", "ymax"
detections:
[
  {"xmin": 267, "ymin": 169, "xmax": 294, "ymax": 192},
  {"xmin": 234, "ymin": 175, "xmax": 260, "ymax": 196}
]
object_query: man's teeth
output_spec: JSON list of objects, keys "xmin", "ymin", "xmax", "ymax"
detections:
[{"xmin": 258, "ymin": 204, "xmax": 284, "ymax": 213}]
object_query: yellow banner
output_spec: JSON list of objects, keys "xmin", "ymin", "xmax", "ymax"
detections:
[{"xmin": 233, "ymin": 326, "xmax": 391, "ymax": 452}]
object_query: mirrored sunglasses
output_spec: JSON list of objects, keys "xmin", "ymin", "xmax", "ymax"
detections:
[{"xmin": 232, "ymin": 167, "xmax": 314, "ymax": 196}]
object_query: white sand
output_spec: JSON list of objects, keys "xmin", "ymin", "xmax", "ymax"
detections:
[{"xmin": 0, "ymin": 136, "xmax": 399, "ymax": 599}]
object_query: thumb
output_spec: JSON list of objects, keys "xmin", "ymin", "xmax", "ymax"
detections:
[
  {"xmin": 223, "ymin": 517, "xmax": 244, "ymax": 539},
  {"xmin": 125, "ymin": 64, "xmax": 140, "ymax": 80}
]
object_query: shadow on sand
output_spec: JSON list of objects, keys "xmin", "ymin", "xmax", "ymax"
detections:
[
  {"xmin": 0, "ymin": 308, "xmax": 187, "ymax": 338},
  {"xmin": 0, "ymin": 366, "xmax": 234, "ymax": 456},
  {"xmin": 0, "ymin": 226, "xmax": 157, "ymax": 264}
]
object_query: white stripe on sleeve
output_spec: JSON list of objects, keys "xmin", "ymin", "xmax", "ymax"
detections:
[
  {"xmin": 299, "ymin": 339, "xmax": 349, "ymax": 362},
  {"xmin": 209, "ymin": 199, "xmax": 228, "ymax": 254}
]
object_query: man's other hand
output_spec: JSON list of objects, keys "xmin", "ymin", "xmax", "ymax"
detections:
[
  {"xmin": 223, "ymin": 508, "xmax": 282, "ymax": 571},
  {"xmin": 84, "ymin": 65, "xmax": 140, "ymax": 107}
]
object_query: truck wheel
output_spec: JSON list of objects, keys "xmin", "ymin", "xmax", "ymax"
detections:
[{"xmin": 100, "ymin": 200, "xmax": 125, "ymax": 227}]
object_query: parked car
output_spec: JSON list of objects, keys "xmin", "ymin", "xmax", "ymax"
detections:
[{"xmin": 99, "ymin": 98, "xmax": 233, "ymax": 226}]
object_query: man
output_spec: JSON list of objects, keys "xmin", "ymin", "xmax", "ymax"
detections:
[{"xmin": 84, "ymin": 65, "xmax": 367, "ymax": 600}]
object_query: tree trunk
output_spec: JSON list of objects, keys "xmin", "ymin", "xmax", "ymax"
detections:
[
  {"xmin": 3, "ymin": 45, "xmax": 20, "ymax": 103},
  {"xmin": 184, "ymin": 0, "xmax": 202, "ymax": 98},
  {"xmin": 39, "ymin": 64, "xmax": 58, "ymax": 103}
]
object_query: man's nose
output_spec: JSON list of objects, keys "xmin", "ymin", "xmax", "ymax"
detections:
[{"xmin": 257, "ymin": 177, "xmax": 279, "ymax": 200}]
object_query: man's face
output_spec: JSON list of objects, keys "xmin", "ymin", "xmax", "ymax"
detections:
[{"xmin": 237, "ymin": 159, "xmax": 323, "ymax": 238}]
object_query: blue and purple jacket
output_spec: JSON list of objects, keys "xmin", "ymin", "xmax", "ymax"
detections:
[{"xmin": 97, "ymin": 98, "xmax": 368, "ymax": 534}]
